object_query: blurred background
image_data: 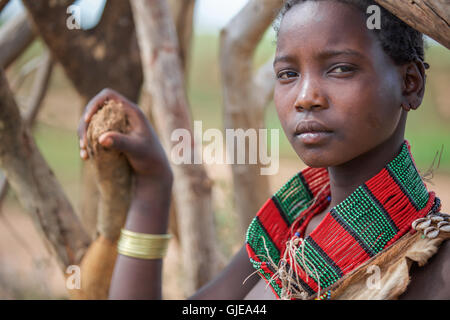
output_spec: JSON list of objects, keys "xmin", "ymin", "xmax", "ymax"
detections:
[{"xmin": 0, "ymin": 0, "xmax": 449, "ymax": 299}]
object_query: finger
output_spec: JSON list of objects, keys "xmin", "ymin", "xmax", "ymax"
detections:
[
  {"xmin": 84, "ymin": 89, "xmax": 114, "ymax": 123},
  {"xmin": 123, "ymin": 109, "xmax": 147, "ymax": 133},
  {"xmin": 80, "ymin": 149, "xmax": 89, "ymax": 160},
  {"xmin": 80, "ymin": 89, "xmax": 120, "ymax": 147},
  {"xmin": 77, "ymin": 112, "xmax": 87, "ymax": 141},
  {"xmin": 98, "ymin": 131, "xmax": 135, "ymax": 154}
]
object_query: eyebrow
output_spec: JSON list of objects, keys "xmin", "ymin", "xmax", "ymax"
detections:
[
  {"xmin": 273, "ymin": 49, "xmax": 365, "ymax": 67},
  {"xmin": 317, "ymin": 49, "xmax": 366, "ymax": 60},
  {"xmin": 273, "ymin": 55, "xmax": 295, "ymax": 67}
]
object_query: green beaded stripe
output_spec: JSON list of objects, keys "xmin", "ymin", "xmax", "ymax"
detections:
[
  {"xmin": 387, "ymin": 143, "xmax": 429, "ymax": 209},
  {"xmin": 333, "ymin": 186, "xmax": 397, "ymax": 254},
  {"xmin": 246, "ymin": 218, "xmax": 280, "ymax": 265},
  {"xmin": 273, "ymin": 174, "xmax": 313, "ymax": 224},
  {"xmin": 249, "ymin": 259, "xmax": 283, "ymax": 298},
  {"xmin": 247, "ymin": 217, "xmax": 283, "ymax": 297},
  {"xmin": 294, "ymin": 241, "xmax": 341, "ymax": 289}
]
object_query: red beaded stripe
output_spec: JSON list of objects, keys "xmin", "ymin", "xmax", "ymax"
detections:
[
  {"xmin": 302, "ymin": 167, "xmax": 329, "ymax": 197},
  {"xmin": 309, "ymin": 214, "xmax": 371, "ymax": 274},
  {"xmin": 385, "ymin": 191, "xmax": 436, "ymax": 247},
  {"xmin": 365, "ymin": 167, "xmax": 436, "ymax": 246},
  {"xmin": 257, "ymin": 199, "xmax": 290, "ymax": 252},
  {"xmin": 294, "ymin": 191, "xmax": 329, "ymax": 238},
  {"xmin": 246, "ymin": 243, "xmax": 284, "ymax": 296}
]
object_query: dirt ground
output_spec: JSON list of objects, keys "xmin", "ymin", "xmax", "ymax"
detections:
[{"xmin": 1, "ymin": 159, "xmax": 449, "ymax": 299}]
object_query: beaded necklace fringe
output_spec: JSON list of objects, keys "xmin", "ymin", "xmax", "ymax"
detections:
[{"xmin": 246, "ymin": 140, "xmax": 442, "ymax": 300}]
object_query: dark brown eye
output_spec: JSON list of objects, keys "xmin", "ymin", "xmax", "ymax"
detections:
[
  {"xmin": 277, "ymin": 70, "xmax": 298, "ymax": 80},
  {"xmin": 330, "ymin": 65, "xmax": 355, "ymax": 74}
]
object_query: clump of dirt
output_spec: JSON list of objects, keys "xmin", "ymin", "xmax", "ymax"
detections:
[{"xmin": 86, "ymin": 100, "xmax": 130, "ymax": 157}]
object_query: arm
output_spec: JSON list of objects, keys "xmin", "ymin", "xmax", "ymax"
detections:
[
  {"xmin": 78, "ymin": 89, "xmax": 172, "ymax": 299},
  {"xmin": 108, "ymin": 177, "xmax": 172, "ymax": 299},
  {"xmin": 399, "ymin": 237, "xmax": 450, "ymax": 299},
  {"xmin": 78, "ymin": 88, "xmax": 260, "ymax": 300},
  {"xmin": 188, "ymin": 245, "xmax": 260, "ymax": 300}
]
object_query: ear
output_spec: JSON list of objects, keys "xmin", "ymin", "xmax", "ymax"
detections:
[{"xmin": 400, "ymin": 59, "xmax": 426, "ymax": 112}]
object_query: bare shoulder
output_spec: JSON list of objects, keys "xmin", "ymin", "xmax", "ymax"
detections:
[{"xmin": 399, "ymin": 237, "xmax": 450, "ymax": 299}]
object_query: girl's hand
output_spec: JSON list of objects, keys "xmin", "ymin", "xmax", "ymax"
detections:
[{"xmin": 77, "ymin": 88, "xmax": 173, "ymax": 189}]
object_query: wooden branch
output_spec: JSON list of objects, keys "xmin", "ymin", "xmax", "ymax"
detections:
[
  {"xmin": 221, "ymin": 0, "xmax": 281, "ymax": 88},
  {"xmin": 0, "ymin": 173, "xmax": 6, "ymax": 206},
  {"xmin": 0, "ymin": 51, "xmax": 53, "ymax": 209},
  {"xmin": 24, "ymin": 51, "xmax": 54, "ymax": 124},
  {"xmin": 10, "ymin": 54, "xmax": 42, "ymax": 91},
  {"xmin": 0, "ymin": 69, "xmax": 91, "ymax": 271},
  {"xmin": 138, "ymin": 1, "xmax": 196, "ymax": 245},
  {"xmin": 374, "ymin": 0, "xmax": 450, "ymax": 49},
  {"xmin": 253, "ymin": 56, "xmax": 276, "ymax": 109},
  {"xmin": 220, "ymin": 0, "xmax": 281, "ymax": 234},
  {"xmin": 0, "ymin": 11, "xmax": 36, "ymax": 68},
  {"xmin": 131, "ymin": 0, "xmax": 221, "ymax": 295},
  {"xmin": 168, "ymin": 0, "xmax": 196, "ymax": 73}
]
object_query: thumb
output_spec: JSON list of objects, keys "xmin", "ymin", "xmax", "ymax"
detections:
[{"xmin": 98, "ymin": 131, "xmax": 133, "ymax": 153}]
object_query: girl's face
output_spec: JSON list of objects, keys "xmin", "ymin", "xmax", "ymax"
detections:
[{"xmin": 274, "ymin": 1, "xmax": 405, "ymax": 167}]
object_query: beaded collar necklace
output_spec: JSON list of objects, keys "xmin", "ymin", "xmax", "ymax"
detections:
[{"xmin": 246, "ymin": 140, "xmax": 441, "ymax": 299}]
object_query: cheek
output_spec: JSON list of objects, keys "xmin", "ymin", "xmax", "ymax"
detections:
[
  {"xmin": 365, "ymin": 111, "xmax": 381, "ymax": 129},
  {"xmin": 365, "ymin": 74, "xmax": 403, "ymax": 132},
  {"xmin": 344, "ymin": 73, "xmax": 401, "ymax": 128},
  {"xmin": 274, "ymin": 86, "xmax": 293, "ymax": 130}
]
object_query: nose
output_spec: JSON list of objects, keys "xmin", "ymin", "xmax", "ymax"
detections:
[{"xmin": 293, "ymin": 76, "xmax": 328, "ymax": 111}]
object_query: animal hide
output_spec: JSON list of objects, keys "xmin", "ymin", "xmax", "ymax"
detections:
[{"xmin": 327, "ymin": 230, "xmax": 449, "ymax": 300}]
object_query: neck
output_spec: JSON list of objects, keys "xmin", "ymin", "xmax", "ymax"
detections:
[{"xmin": 326, "ymin": 117, "xmax": 407, "ymax": 209}]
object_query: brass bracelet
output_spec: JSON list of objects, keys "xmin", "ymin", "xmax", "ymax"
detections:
[{"xmin": 117, "ymin": 229, "xmax": 172, "ymax": 260}]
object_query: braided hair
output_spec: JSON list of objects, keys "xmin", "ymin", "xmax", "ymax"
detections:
[{"xmin": 274, "ymin": 0, "xmax": 430, "ymax": 69}]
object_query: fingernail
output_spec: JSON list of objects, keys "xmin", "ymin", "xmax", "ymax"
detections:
[
  {"xmin": 99, "ymin": 135, "xmax": 113, "ymax": 147},
  {"xmin": 79, "ymin": 139, "xmax": 85, "ymax": 149},
  {"xmin": 80, "ymin": 149, "xmax": 87, "ymax": 159}
]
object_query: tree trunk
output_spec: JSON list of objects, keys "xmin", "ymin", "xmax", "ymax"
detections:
[
  {"xmin": 130, "ymin": 0, "xmax": 221, "ymax": 295},
  {"xmin": 167, "ymin": 0, "xmax": 196, "ymax": 74},
  {"xmin": 220, "ymin": 0, "xmax": 280, "ymax": 235},
  {"xmin": 138, "ymin": 0, "xmax": 196, "ymax": 245},
  {"xmin": 0, "ymin": 69, "xmax": 91, "ymax": 272},
  {"xmin": 22, "ymin": 0, "xmax": 143, "ymax": 101},
  {"xmin": 374, "ymin": 0, "xmax": 450, "ymax": 49}
]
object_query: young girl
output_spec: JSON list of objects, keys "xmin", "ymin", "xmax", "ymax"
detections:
[{"xmin": 78, "ymin": 0, "xmax": 450, "ymax": 299}]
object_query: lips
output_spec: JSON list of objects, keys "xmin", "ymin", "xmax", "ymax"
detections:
[
  {"xmin": 294, "ymin": 120, "xmax": 333, "ymax": 145},
  {"xmin": 294, "ymin": 120, "xmax": 333, "ymax": 135}
]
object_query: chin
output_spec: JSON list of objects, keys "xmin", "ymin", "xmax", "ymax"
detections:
[{"xmin": 296, "ymin": 153, "xmax": 330, "ymax": 168}]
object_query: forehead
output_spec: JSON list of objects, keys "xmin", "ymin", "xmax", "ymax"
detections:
[{"xmin": 277, "ymin": 1, "xmax": 378, "ymax": 56}]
